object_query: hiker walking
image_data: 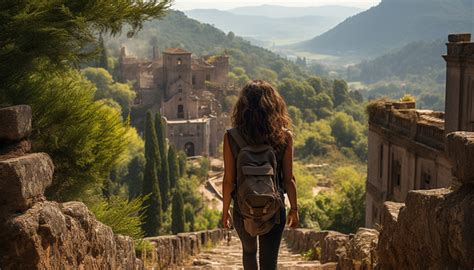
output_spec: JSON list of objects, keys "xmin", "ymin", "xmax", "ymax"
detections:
[{"xmin": 221, "ymin": 80, "xmax": 299, "ymax": 270}]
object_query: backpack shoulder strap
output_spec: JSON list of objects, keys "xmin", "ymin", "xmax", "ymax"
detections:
[{"xmin": 227, "ymin": 128, "xmax": 248, "ymax": 149}]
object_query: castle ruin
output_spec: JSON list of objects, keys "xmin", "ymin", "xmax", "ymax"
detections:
[
  {"xmin": 365, "ymin": 33, "xmax": 474, "ymax": 227},
  {"xmin": 119, "ymin": 47, "xmax": 232, "ymax": 157}
]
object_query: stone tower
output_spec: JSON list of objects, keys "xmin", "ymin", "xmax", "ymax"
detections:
[
  {"xmin": 162, "ymin": 48, "xmax": 192, "ymax": 99},
  {"xmin": 443, "ymin": 33, "xmax": 474, "ymax": 133}
]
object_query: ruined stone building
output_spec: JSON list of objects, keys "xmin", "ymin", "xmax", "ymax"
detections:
[
  {"xmin": 119, "ymin": 47, "xmax": 232, "ymax": 157},
  {"xmin": 365, "ymin": 33, "xmax": 474, "ymax": 227}
]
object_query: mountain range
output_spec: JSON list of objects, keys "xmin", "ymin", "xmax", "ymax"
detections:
[
  {"xmin": 295, "ymin": 0, "xmax": 473, "ymax": 56},
  {"xmin": 184, "ymin": 5, "xmax": 362, "ymax": 46}
]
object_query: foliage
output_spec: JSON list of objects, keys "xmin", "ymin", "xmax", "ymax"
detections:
[
  {"xmin": 194, "ymin": 208, "xmax": 221, "ymax": 231},
  {"xmin": 312, "ymin": 166, "xmax": 366, "ymax": 233},
  {"xmin": 177, "ymin": 151, "xmax": 187, "ymax": 178},
  {"xmin": 97, "ymin": 35, "xmax": 109, "ymax": 71},
  {"xmin": 0, "ymin": 0, "xmax": 172, "ymax": 94},
  {"xmin": 142, "ymin": 112, "xmax": 162, "ymax": 236},
  {"xmin": 171, "ymin": 191, "xmax": 185, "ymax": 234},
  {"xmin": 400, "ymin": 94, "xmax": 416, "ymax": 102},
  {"xmin": 125, "ymin": 155, "xmax": 145, "ymax": 200},
  {"xmin": 91, "ymin": 195, "xmax": 147, "ymax": 239},
  {"xmin": 155, "ymin": 113, "xmax": 170, "ymax": 210},
  {"xmin": 82, "ymin": 67, "xmax": 136, "ymax": 118},
  {"xmin": 167, "ymin": 144, "xmax": 180, "ymax": 190}
]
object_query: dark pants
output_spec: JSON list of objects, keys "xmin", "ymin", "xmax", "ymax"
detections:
[{"xmin": 233, "ymin": 206, "xmax": 286, "ymax": 270}]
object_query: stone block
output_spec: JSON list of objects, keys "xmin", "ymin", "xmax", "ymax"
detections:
[
  {"xmin": 448, "ymin": 33, "xmax": 471, "ymax": 43},
  {"xmin": 446, "ymin": 132, "xmax": 474, "ymax": 183},
  {"xmin": 0, "ymin": 105, "xmax": 32, "ymax": 142},
  {"xmin": 0, "ymin": 153, "xmax": 54, "ymax": 212}
]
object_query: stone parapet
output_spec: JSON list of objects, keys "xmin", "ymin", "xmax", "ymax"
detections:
[
  {"xmin": 145, "ymin": 229, "xmax": 226, "ymax": 268},
  {"xmin": 377, "ymin": 187, "xmax": 474, "ymax": 269},
  {"xmin": 446, "ymin": 132, "xmax": 474, "ymax": 183},
  {"xmin": 0, "ymin": 153, "xmax": 53, "ymax": 212},
  {"xmin": 368, "ymin": 100, "xmax": 445, "ymax": 151},
  {"xmin": 283, "ymin": 228, "xmax": 378, "ymax": 269}
]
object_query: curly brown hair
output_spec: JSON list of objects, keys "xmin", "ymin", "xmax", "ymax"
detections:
[{"xmin": 231, "ymin": 80, "xmax": 292, "ymax": 150}]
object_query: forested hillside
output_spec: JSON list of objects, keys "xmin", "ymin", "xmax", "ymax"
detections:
[
  {"xmin": 184, "ymin": 9, "xmax": 349, "ymax": 45},
  {"xmin": 295, "ymin": 0, "xmax": 473, "ymax": 56},
  {"xmin": 347, "ymin": 39, "xmax": 447, "ymax": 111},
  {"xmin": 107, "ymin": 10, "xmax": 306, "ymax": 79},
  {"xmin": 348, "ymin": 39, "xmax": 446, "ymax": 84},
  {"xmin": 228, "ymin": 4, "xmax": 362, "ymax": 19}
]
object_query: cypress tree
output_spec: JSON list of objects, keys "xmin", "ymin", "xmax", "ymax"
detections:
[
  {"xmin": 126, "ymin": 155, "xmax": 145, "ymax": 200},
  {"xmin": 177, "ymin": 151, "xmax": 187, "ymax": 178},
  {"xmin": 155, "ymin": 112, "xmax": 170, "ymax": 210},
  {"xmin": 171, "ymin": 191, "xmax": 185, "ymax": 234},
  {"xmin": 97, "ymin": 34, "xmax": 109, "ymax": 71},
  {"xmin": 141, "ymin": 111, "xmax": 162, "ymax": 236},
  {"xmin": 168, "ymin": 144, "xmax": 179, "ymax": 190}
]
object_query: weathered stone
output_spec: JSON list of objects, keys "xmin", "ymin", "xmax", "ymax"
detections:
[
  {"xmin": 0, "ymin": 139, "xmax": 31, "ymax": 158},
  {"xmin": 446, "ymin": 132, "xmax": 474, "ymax": 183},
  {"xmin": 0, "ymin": 105, "xmax": 32, "ymax": 141},
  {"xmin": 448, "ymin": 33, "xmax": 471, "ymax": 43},
  {"xmin": 146, "ymin": 229, "xmax": 226, "ymax": 268},
  {"xmin": 0, "ymin": 201, "xmax": 143, "ymax": 270},
  {"xmin": 0, "ymin": 153, "xmax": 53, "ymax": 212},
  {"xmin": 320, "ymin": 231, "xmax": 350, "ymax": 264},
  {"xmin": 340, "ymin": 228, "xmax": 379, "ymax": 270},
  {"xmin": 377, "ymin": 187, "xmax": 474, "ymax": 269}
]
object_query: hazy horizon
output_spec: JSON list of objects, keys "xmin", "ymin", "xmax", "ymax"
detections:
[{"xmin": 174, "ymin": 0, "xmax": 382, "ymax": 11}]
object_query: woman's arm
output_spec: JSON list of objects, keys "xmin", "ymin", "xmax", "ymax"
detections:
[
  {"xmin": 222, "ymin": 132, "xmax": 235, "ymax": 228},
  {"xmin": 282, "ymin": 134, "xmax": 298, "ymax": 227}
]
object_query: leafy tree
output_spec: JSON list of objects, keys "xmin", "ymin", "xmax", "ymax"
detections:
[
  {"xmin": 333, "ymin": 80, "xmax": 350, "ymax": 107},
  {"xmin": 184, "ymin": 204, "xmax": 195, "ymax": 232},
  {"xmin": 287, "ymin": 106, "xmax": 303, "ymax": 126},
  {"xmin": 142, "ymin": 112, "xmax": 163, "ymax": 236},
  {"xmin": 0, "ymin": 0, "xmax": 172, "ymax": 95},
  {"xmin": 312, "ymin": 166, "xmax": 366, "ymax": 233},
  {"xmin": 171, "ymin": 191, "xmax": 185, "ymax": 234},
  {"xmin": 330, "ymin": 112, "xmax": 361, "ymax": 147},
  {"xmin": 168, "ymin": 144, "xmax": 180, "ymax": 190},
  {"xmin": 155, "ymin": 112, "xmax": 170, "ymax": 210},
  {"xmin": 306, "ymin": 76, "xmax": 324, "ymax": 94},
  {"xmin": 82, "ymin": 67, "xmax": 136, "ymax": 118}
]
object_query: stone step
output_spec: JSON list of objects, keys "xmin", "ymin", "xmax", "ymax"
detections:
[{"xmin": 176, "ymin": 236, "xmax": 331, "ymax": 270}]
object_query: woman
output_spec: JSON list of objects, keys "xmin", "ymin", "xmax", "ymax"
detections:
[{"xmin": 221, "ymin": 80, "xmax": 299, "ymax": 270}]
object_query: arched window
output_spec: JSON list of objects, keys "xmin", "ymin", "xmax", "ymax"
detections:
[
  {"xmin": 206, "ymin": 74, "xmax": 211, "ymax": 81},
  {"xmin": 177, "ymin": 105, "xmax": 184, "ymax": 119},
  {"xmin": 177, "ymin": 58, "xmax": 182, "ymax": 65}
]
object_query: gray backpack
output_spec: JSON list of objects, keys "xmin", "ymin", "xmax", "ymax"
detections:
[{"xmin": 228, "ymin": 128, "xmax": 284, "ymax": 236}]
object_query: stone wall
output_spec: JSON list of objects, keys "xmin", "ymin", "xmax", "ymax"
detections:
[
  {"xmin": 283, "ymin": 228, "xmax": 378, "ymax": 270},
  {"xmin": 376, "ymin": 131, "xmax": 474, "ymax": 269},
  {"xmin": 145, "ymin": 229, "xmax": 226, "ymax": 268},
  {"xmin": 0, "ymin": 105, "xmax": 143, "ymax": 270}
]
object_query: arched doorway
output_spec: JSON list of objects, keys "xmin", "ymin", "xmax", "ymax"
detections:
[{"xmin": 184, "ymin": 142, "xmax": 195, "ymax": 156}]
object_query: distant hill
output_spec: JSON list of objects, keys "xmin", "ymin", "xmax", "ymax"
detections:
[
  {"xmin": 106, "ymin": 10, "xmax": 305, "ymax": 78},
  {"xmin": 296, "ymin": 0, "xmax": 473, "ymax": 56},
  {"xmin": 228, "ymin": 4, "xmax": 362, "ymax": 19},
  {"xmin": 184, "ymin": 6, "xmax": 362, "ymax": 46},
  {"xmin": 349, "ymin": 39, "xmax": 446, "ymax": 84}
]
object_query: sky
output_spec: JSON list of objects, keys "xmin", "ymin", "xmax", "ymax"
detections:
[{"xmin": 173, "ymin": 0, "xmax": 382, "ymax": 10}]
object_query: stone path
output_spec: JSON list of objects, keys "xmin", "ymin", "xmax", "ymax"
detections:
[{"xmin": 176, "ymin": 233, "xmax": 337, "ymax": 270}]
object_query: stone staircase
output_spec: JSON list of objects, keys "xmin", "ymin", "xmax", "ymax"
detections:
[{"xmin": 176, "ymin": 233, "xmax": 337, "ymax": 270}]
